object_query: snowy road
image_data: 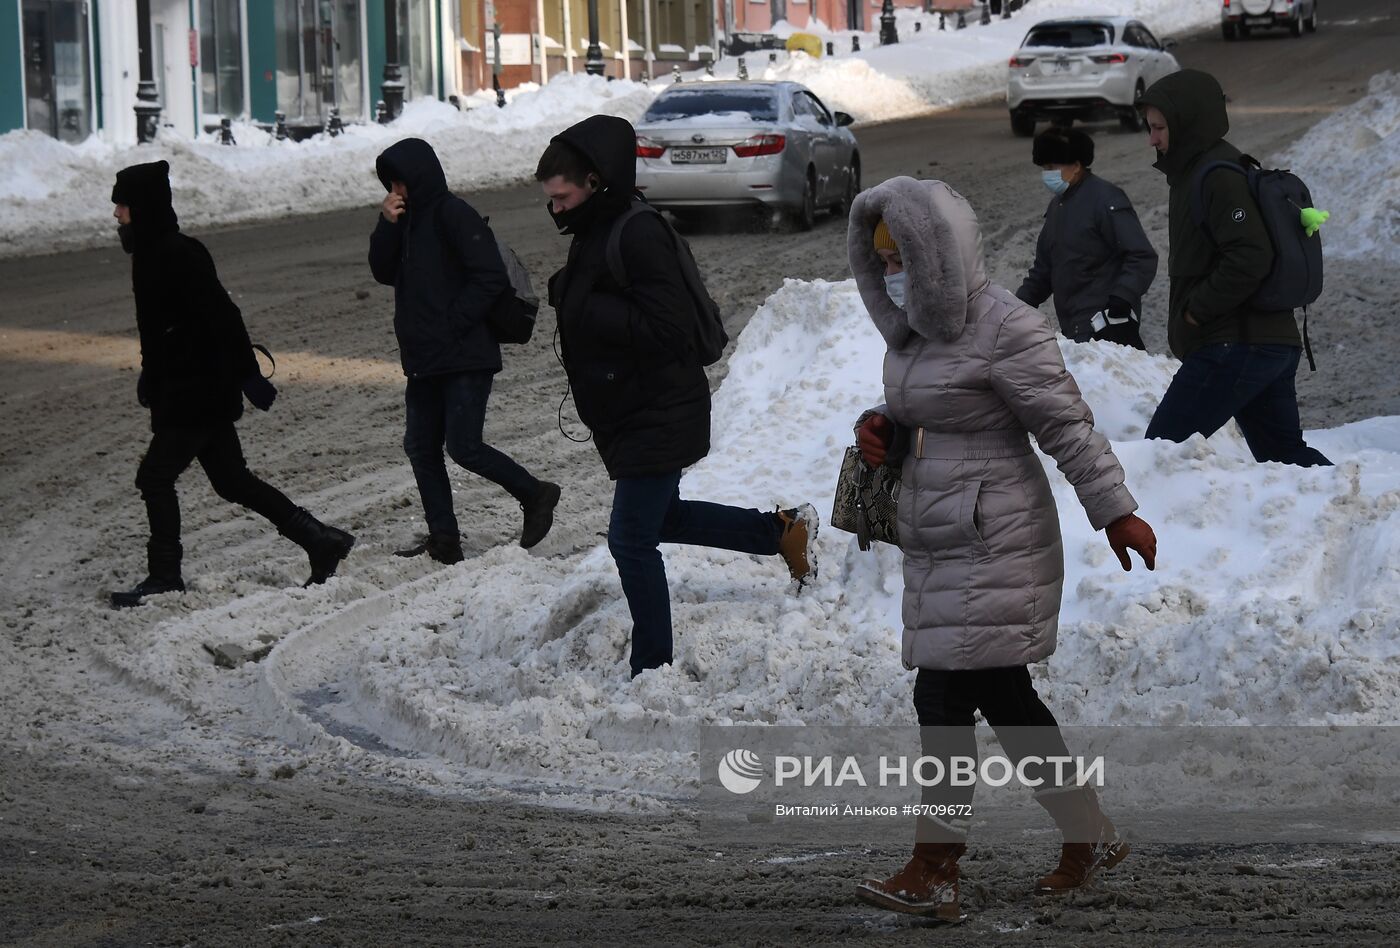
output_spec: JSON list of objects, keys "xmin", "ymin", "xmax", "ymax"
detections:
[{"xmin": 4, "ymin": 1, "xmax": 1400, "ymax": 943}]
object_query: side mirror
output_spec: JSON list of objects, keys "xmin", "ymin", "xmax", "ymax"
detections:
[
  {"xmin": 834, "ymin": 111, "xmax": 854, "ymax": 127},
  {"xmin": 1162, "ymin": 38, "xmax": 1177, "ymax": 50}
]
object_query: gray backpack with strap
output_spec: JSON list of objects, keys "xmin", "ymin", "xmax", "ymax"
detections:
[{"xmin": 604, "ymin": 201, "xmax": 729, "ymax": 366}]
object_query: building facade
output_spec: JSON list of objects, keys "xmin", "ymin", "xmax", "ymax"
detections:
[{"xmin": 2, "ymin": 0, "xmax": 463, "ymax": 142}]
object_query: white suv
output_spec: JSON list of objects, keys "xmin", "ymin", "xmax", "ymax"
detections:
[
  {"xmin": 1222, "ymin": 0, "xmax": 1318, "ymax": 40},
  {"xmin": 1007, "ymin": 17, "xmax": 1180, "ymax": 138}
]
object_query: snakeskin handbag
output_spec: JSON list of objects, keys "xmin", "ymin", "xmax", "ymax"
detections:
[{"xmin": 831, "ymin": 446, "xmax": 901, "ymax": 551}]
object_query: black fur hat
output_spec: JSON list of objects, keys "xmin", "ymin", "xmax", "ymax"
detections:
[{"xmin": 1032, "ymin": 128, "xmax": 1094, "ymax": 167}]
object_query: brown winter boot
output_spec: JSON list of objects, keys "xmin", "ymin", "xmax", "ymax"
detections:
[
  {"xmin": 1034, "ymin": 786, "xmax": 1131, "ymax": 894},
  {"xmin": 776, "ymin": 504, "xmax": 819, "ymax": 586},
  {"xmin": 855, "ymin": 840, "xmax": 966, "ymax": 920}
]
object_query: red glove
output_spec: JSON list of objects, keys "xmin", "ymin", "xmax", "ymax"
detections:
[
  {"xmin": 857, "ymin": 413, "xmax": 893, "ymax": 467},
  {"xmin": 1105, "ymin": 513, "xmax": 1156, "ymax": 571}
]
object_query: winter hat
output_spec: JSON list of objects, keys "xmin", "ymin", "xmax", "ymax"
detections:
[
  {"xmin": 1031, "ymin": 128, "xmax": 1094, "ymax": 167},
  {"xmin": 111, "ymin": 160, "xmax": 172, "ymax": 208},
  {"xmin": 872, "ymin": 218, "xmax": 897, "ymax": 252}
]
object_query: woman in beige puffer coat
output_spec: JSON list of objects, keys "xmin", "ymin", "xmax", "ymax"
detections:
[{"xmin": 847, "ymin": 177, "xmax": 1158, "ymax": 920}]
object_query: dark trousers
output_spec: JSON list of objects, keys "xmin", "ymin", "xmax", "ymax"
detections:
[
  {"xmin": 1145, "ymin": 343, "xmax": 1331, "ymax": 467},
  {"xmin": 136, "ymin": 423, "xmax": 298, "ymax": 564},
  {"xmin": 608, "ymin": 471, "xmax": 783, "ymax": 677},
  {"xmin": 403, "ymin": 370, "xmax": 540, "ymax": 538},
  {"xmin": 912, "ymin": 666, "xmax": 1072, "ymax": 835}
]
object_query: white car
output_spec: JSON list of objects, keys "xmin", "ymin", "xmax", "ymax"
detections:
[
  {"xmin": 1007, "ymin": 17, "xmax": 1180, "ymax": 138},
  {"xmin": 1222, "ymin": 0, "xmax": 1318, "ymax": 40}
]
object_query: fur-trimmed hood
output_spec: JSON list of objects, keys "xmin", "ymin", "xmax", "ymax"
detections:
[{"xmin": 847, "ymin": 177, "xmax": 989, "ymax": 347}]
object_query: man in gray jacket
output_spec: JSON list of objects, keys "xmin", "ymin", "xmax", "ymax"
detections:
[{"xmin": 1015, "ymin": 128, "xmax": 1157, "ymax": 350}]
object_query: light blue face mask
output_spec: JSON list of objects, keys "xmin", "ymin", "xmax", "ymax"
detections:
[
  {"xmin": 1041, "ymin": 169, "xmax": 1069, "ymax": 195},
  {"xmin": 884, "ymin": 270, "xmax": 908, "ymax": 309}
]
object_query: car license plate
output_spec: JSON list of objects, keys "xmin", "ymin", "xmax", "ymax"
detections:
[
  {"xmin": 1246, "ymin": 15, "xmax": 1271, "ymax": 24},
  {"xmin": 670, "ymin": 147, "xmax": 727, "ymax": 164},
  {"xmin": 1053, "ymin": 59, "xmax": 1072, "ymax": 73}
]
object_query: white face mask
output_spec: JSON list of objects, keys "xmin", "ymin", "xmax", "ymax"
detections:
[{"xmin": 884, "ymin": 270, "xmax": 908, "ymax": 309}]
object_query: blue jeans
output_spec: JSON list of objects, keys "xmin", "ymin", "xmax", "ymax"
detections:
[
  {"xmin": 609, "ymin": 471, "xmax": 783, "ymax": 677},
  {"xmin": 1146, "ymin": 344, "xmax": 1331, "ymax": 467},
  {"xmin": 404, "ymin": 371, "xmax": 540, "ymax": 538}
]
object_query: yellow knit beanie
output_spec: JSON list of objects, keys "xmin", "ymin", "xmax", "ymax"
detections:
[{"xmin": 873, "ymin": 218, "xmax": 897, "ymax": 252}]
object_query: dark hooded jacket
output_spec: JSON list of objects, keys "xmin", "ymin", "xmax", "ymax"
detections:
[
  {"xmin": 1015, "ymin": 170, "xmax": 1158, "ymax": 334},
  {"xmin": 112, "ymin": 160, "xmax": 257, "ymax": 430},
  {"xmin": 1139, "ymin": 69, "xmax": 1301, "ymax": 359},
  {"xmin": 546, "ymin": 115, "xmax": 710, "ymax": 480},
  {"xmin": 368, "ymin": 138, "xmax": 510, "ymax": 378}
]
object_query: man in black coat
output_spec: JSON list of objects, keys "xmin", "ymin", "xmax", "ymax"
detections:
[
  {"xmin": 1015, "ymin": 127, "xmax": 1157, "ymax": 350},
  {"xmin": 536, "ymin": 115, "xmax": 817, "ymax": 678},
  {"xmin": 110, "ymin": 160, "xmax": 354, "ymax": 608},
  {"xmin": 369, "ymin": 138, "xmax": 560, "ymax": 564}
]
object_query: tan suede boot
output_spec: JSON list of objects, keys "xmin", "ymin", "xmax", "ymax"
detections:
[
  {"xmin": 855, "ymin": 840, "xmax": 966, "ymax": 920},
  {"xmin": 1034, "ymin": 786, "xmax": 1131, "ymax": 894}
]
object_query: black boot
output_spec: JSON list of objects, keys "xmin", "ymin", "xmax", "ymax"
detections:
[
  {"xmin": 111, "ymin": 540, "xmax": 185, "ymax": 608},
  {"xmin": 519, "ymin": 481, "xmax": 561, "ymax": 550},
  {"xmin": 394, "ymin": 533, "xmax": 464, "ymax": 564},
  {"xmin": 278, "ymin": 507, "xmax": 355, "ymax": 586}
]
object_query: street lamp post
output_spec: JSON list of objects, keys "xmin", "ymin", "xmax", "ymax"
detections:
[
  {"xmin": 381, "ymin": 1, "xmax": 406, "ymax": 122},
  {"xmin": 879, "ymin": 0, "xmax": 898, "ymax": 45},
  {"xmin": 585, "ymin": 0, "xmax": 605, "ymax": 75},
  {"xmin": 493, "ymin": 22, "xmax": 506, "ymax": 107},
  {"xmin": 133, "ymin": 0, "xmax": 162, "ymax": 142}
]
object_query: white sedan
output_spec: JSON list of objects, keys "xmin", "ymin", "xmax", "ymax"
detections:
[{"xmin": 1007, "ymin": 17, "xmax": 1180, "ymax": 137}]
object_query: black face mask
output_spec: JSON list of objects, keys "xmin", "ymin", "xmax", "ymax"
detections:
[
  {"xmin": 118, "ymin": 223, "xmax": 137, "ymax": 254},
  {"xmin": 547, "ymin": 192, "xmax": 602, "ymax": 235}
]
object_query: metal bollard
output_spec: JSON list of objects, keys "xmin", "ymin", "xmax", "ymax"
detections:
[
  {"xmin": 915, "ymin": 20, "xmax": 921, "ymax": 32},
  {"xmin": 957, "ymin": 10, "xmax": 966, "ymax": 28},
  {"xmin": 826, "ymin": 40, "xmax": 834, "ymax": 55},
  {"xmin": 673, "ymin": 64, "xmax": 683, "ymax": 82},
  {"xmin": 374, "ymin": 99, "xmax": 388, "ymax": 123},
  {"xmin": 769, "ymin": 51, "xmax": 777, "ymax": 63},
  {"xmin": 939, "ymin": 13, "xmax": 946, "ymax": 30},
  {"xmin": 274, "ymin": 111, "xmax": 288, "ymax": 141},
  {"xmin": 448, "ymin": 94, "xmax": 461, "ymax": 111},
  {"xmin": 706, "ymin": 60, "xmax": 715, "ymax": 76},
  {"xmin": 852, "ymin": 35, "xmax": 861, "ymax": 52},
  {"xmin": 325, "ymin": 107, "xmax": 343, "ymax": 137},
  {"xmin": 219, "ymin": 116, "xmax": 236, "ymax": 146},
  {"xmin": 737, "ymin": 57, "xmax": 748, "ymax": 80},
  {"xmin": 981, "ymin": 2, "xmax": 991, "ymax": 26}
]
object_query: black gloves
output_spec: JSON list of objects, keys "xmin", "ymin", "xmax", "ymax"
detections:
[
  {"xmin": 242, "ymin": 374, "xmax": 277, "ymax": 411},
  {"xmin": 1106, "ymin": 296, "xmax": 1134, "ymax": 320}
]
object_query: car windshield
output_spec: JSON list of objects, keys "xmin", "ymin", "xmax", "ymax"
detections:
[
  {"xmin": 1024, "ymin": 23, "xmax": 1114, "ymax": 48},
  {"xmin": 643, "ymin": 89, "xmax": 780, "ymax": 123}
]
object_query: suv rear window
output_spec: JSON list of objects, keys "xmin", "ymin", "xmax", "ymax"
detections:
[
  {"xmin": 1023, "ymin": 23, "xmax": 1114, "ymax": 48},
  {"xmin": 643, "ymin": 89, "xmax": 780, "ymax": 123}
]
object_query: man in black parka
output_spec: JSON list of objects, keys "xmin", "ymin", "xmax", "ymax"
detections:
[
  {"xmin": 536, "ymin": 115, "xmax": 817, "ymax": 679},
  {"xmin": 1137, "ymin": 70, "xmax": 1329, "ymax": 466},
  {"xmin": 110, "ymin": 160, "xmax": 354, "ymax": 607},
  {"xmin": 1015, "ymin": 127, "xmax": 1157, "ymax": 350},
  {"xmin": 370, "ymin": 138, "xmax": 560, "ymax": 564}
]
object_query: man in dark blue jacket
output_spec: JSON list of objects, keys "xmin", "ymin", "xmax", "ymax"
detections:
[
  {"xmin": 369, "ymin": 138, "xmax": 560, "ymax": 563},
  {"xmin": 110, "ymin": 160, "xmax": 354, "ymax": 607},
  {"xmin": 1016, "ymin": 127, "xmax": 1157, "ymax": 350},
  {"xmin": 536, "ymin": 115, "xmax": 817, "ymax": 679}
]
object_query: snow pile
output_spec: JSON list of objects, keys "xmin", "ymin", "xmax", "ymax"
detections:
[
  {"xmin": 0, "ymin": 74, "xmax": 654, "ymax": 256},
  {"xmin": 1279, "ymin": 70, "xmax": 1400, "ymax": 263},
  {"xmin": 91, "ymin": 277, "xmax": 1392, "ymax": 804}
]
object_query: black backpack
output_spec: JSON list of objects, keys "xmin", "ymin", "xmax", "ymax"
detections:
[
  {"xmin": 1190, "ymin": 155, "xmax": 1323, "ymax": 368},
  {"xmin": 435, "ymin": 200, "xmax": 539, "ymax": 344},
  {"xmin": 604, "ymin": 201, "xmax": 729, "ymax": 366}
]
